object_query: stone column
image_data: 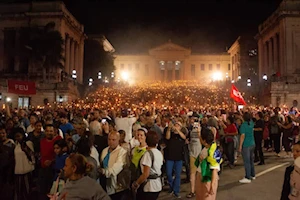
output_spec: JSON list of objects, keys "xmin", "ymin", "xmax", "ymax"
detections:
[
  {"xmin": 172, "ymin": 62, "xmax": 175, "ymax": 81},
  {"xmin": 70, "ymin": 38, "xmax": 75, "ymax": 75},
  {"xmin": 264, "ymin": 42, "xmax": 269, "ymax": 75},
  {"xmin": 258, "ymin": 39, "xmax": 264, "ymax": 81},
  {"xmin": 78, "ymin": 38, "xmax": 84, "ymax": 84},
  {"xmin": 65, "ymin": 35, "xmax": 70, "ymax": 75},
  {"xmin": 273, "ymin": 34, "xmax": 279, "ymax": 74},
  {"xmin": 0, "ymin": 30, "xmax": 4, "ymax": 72},
  {"xmin": 74, "ymin": 41, "xmax": 78, "ymax": 75},
  {"xmin": 268, "ymin": 38, "xmax": 273, "ymax": 74}
]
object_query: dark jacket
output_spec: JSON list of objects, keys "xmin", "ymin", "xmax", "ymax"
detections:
[{"xmin": 281, "ymin": 165, "xmax": 294, "ymax": 200}]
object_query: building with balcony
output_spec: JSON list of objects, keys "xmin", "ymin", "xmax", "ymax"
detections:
[{"xmin": 0, "ymin": 1, "xmax": 86, "ymax": 108}]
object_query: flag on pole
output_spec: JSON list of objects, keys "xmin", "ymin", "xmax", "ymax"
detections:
[{"xmin": 230, "ymin": 84, "xmax": 246, "ymax": 105}]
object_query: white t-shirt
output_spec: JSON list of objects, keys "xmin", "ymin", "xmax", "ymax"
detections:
[
  {"xmin": 140, "ymin": 149, "xmax": 163, "ymax": 192},
  {"xmin": 115, "ymin": 117, "xmax": 137, "ymax": 142}
]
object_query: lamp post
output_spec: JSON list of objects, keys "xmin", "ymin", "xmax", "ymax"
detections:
[
  {"xmin": 89, "ymin": 78, "xmax": 93, "ymax": 86},
  {"xmin": 72, "ymin": 69, "xmax": 77, "ymax": 79}
]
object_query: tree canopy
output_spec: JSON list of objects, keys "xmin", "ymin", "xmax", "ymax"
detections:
[{"xmin": 84, "ymin": 38, "xmax": 115, "ymax": 85}]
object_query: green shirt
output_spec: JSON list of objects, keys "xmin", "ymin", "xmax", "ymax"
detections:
[{"xmin": 239, "ymin": 121, "xmax": 255, "ymax": 148}]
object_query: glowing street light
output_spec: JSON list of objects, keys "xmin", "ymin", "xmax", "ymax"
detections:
[
  {"xmin": 6, "ymin": 97, "xmax": 11, "ymax": 102},
  {"xmin": 111, "ymin": 72, "xmax": 115, "ymax": 78},
  {"xmin": 247, "ymin": 83, "xmax": 252, "ymax": 87},
  {"xmin": 231, "ymin": 80, "xmax": 235, "ymax": 83},
  {"xmin": 98, "ymin": 72, "xmax": 102, "ymax": 80},
  {"xmin": 121, "ymin": 71, "xmax": 129, "ymax": 81},
  {"xmin": 263, "ymin": 74, "xmax": 267, "ymax": 80},
  {"xmin": 238, "ymin": 75, "xmax": 241, "ymax": 80},
  {"xmin": 212, "ymin": 72, "xmax": 223, "ymax": 81},
  {"xmin": 72, "ymin": 69, "xmax": 77, "ymax": 79},
  {"xmin": 88, "ymin": 78, "xmax": 93, "ymax": 86}
]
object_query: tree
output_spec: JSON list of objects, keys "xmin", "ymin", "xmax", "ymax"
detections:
[
  {"xmin": 20, "ymin": 22, "xmax": 64, "ymax": 82},
  {"xmin": 84, "ymin": 38, "xmax": 115, "ymax": 85}
]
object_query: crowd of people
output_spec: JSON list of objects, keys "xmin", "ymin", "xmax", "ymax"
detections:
[{"xmin": 0, "ymin": 82, "xmax": 299, "ymax": 200}]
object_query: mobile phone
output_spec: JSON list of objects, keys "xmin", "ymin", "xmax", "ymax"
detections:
[
  {"xmin": 193, "ymin": 122, "xmax": 199, "ymax": 128},
  {"xmin": 101, "ymin": 119, "xmax": 107, "ymax": 124}
]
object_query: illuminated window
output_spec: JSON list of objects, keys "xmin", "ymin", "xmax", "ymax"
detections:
[
  {"xmin": 191, "ymin": 64, "xmax": 195, "ymax": 76},
  {"xmin": 216, "ymin": 64, "xmax": 220, "ymax": 70},
  {"xmin": 209, "ymin": 64, "xmax": 212, "ymax": 70},
  {"xmin": 201, "ymin": 64, "xmax": 205, "ymax": 71}
]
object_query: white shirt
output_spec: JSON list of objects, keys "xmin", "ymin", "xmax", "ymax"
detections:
[
  {"xmin": 14, "ymin": 141, "xmax": 35, "ymax": 174},
  {"xmin": 90, "ymin": 146, "xmax": 100, "ymax": 167},
  {"xmin": 115, "ymin": 117, "xmax": 137, "ymax": 142},
  {"xmin": 140, "ymin": 149, "xmax": 163, "ymax": 192}
]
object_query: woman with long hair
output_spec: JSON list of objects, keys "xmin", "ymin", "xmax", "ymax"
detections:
[{"xmin": 238, "ymin": 112, "xmax": 255, "ymax": 184}]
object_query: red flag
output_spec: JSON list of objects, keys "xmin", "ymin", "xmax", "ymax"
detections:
[{"xmin": 230, "ymin": 84, "xmax": 246, "ymax": 105}]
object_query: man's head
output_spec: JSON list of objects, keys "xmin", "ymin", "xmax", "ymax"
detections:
[
  {"xmin": 293, "ymin": 141, "xmax": 300, "ymax": 160},
  {"xmin": 0, "ymin": 127, "xmax": 7, "ymax": 142},
  {"xmin": 45, "ymin": 124, "xmax": 55, "ymax": 140},
  {"xmin": 30, "ymin": 114, "xmax": 38, "ymax": 125},
  {"xmin": 108, "ymin": 131, "xmax": 120, "ymax": 150},
  {"xmin": 60, "ymin": 114, "xmax": 68, "ymax": 124},
  {"xmin": 34, "ymin": 121, "xmax": 43, "ymax": 133}
]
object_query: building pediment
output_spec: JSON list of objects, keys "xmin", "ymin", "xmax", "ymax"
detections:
[{"xmin": 149, "ymin": 41, "xmax": 191, "ymax": 56}]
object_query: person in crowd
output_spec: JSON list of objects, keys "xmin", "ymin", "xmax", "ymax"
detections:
[
  {"xmin": 119, "ymin": 129, "xmax": 131, "ymax": 152},
  {"xmin": 0, "ymin": 126, "xmax": 15, "ymax": 200},
  {"xmin": 142, "ymin": 111, "xmax": 163, "ymax": 141},
  {"xmin": 186, "ymin": 119, "xmax": 201, "ymax": 198},
  {"xmin": 130, "ymin": 123, "xmax": 142, "ymax": 148},
  {"xmin": 278, "ymin": 115, "xmax": 294, "ymax": 158},
  {"xmin": 75, "ymin": 135, "xmax": 99, "ymax": 180},
  {"xmin": 13, "ymin": 128, "xmax": 35, "ymax": 200},
  {"xmin": 94, "ymin": 120, "xmax": 110, "ymax": 159},
  {"xmin": 130, "ymin": 128, "xmax": 148, "ymax": 182},
  {"xmin": 263, "ymin": 114, "xmax": 271, "ymax": 151},
  {"xmin": 239, "ymin": 112, "xmax": 256, "ymax": 184},
  {"xmin": 38, "ymin": 124, "xmax": 62, "ymax": 200},
  {"xmin": 253, "ymin": 112, "xmax": 265, "ymax": 165},
  {"xmin": 165, "ymin": 121, "xmax": 186, "ymax": 198},
  {"xmin": 27, "ymin": 114, "xmax": 39, "ymax": 133},
  {"xmin": 18, "ymin": 109, "xmax": 30, "ymax": 130},
  {"xmin": 132, "ymin": 131, "xmax": 163, "ymax": 200},
  {"xmin": 99, "ymin": 131, "xmax": 128, "ymax": 200},
  {"xmin": 195, "ymin": 127, "xmax": 221, "ymax": 200},
  {"xmin": 281, "ymin": 141, "xmax": 300, "ymax": 200},
  {"xmin": 269, "ymin": 115, "xmax": 281, "ymax": 157},
  {"xmin": 59, "ymin": 113, "xmax": 74, "ymax": 137},
  {"xmin": 221, "ymin": 116, "xmax": 238, "ymax": 168},
  {"xmin": 115, "ymin": 109, "xmax": 137, "ymax": 143},
  {"xmin": 58, "ymin": 153, "xmax": 111, "ymax": 200}
]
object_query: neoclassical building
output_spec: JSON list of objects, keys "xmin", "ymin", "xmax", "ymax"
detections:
[
  {"xmin": 0, "ymin": 1, "xmax": 86, "ymax": 108},
  {"xmin": 256, "ymin": 0, "xmax": 300, "ymax": 107},
  {"xmin": 114, "ymin": 41, "xmax": 231, "ymax": 83}
]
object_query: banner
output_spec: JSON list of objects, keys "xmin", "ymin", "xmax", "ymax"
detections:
[
  {"xmin": 230, "ymin": 84, "xmax": 246, "ymax": 105},
  {"xmin": 7, "ymin": 80, "xmax": 36, "ymax": 95}
]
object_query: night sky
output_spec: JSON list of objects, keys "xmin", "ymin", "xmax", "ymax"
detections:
[{"xmin": 7, "ymin": 0, "xmax": 283, "ymax": 53}]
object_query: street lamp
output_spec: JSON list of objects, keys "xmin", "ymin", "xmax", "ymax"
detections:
[
  {"xmin": 238, "ymin": 75, "xmax": 241, "ymax": 80},
  {"xmin": 111, "ymin": 72, "xmax": 115, "ymax": 78},
  {"xmin": 6, "ymin": 97, "xmax": 11, "ymax": 102},
  {"xmin": 98, "ymin": 72, "xmax": 102, "ymax": 80},
  {"xmin": 247, "ymin": 78, "xmax": 251, "ymax": 87},
  {"xmin": 59, "ymin": 95, "xmax": 63, "ymax": 103},
  {"xmin": 0, "ymin": 93, "xmax": 2, "ymax": 101},
  {"xmin": 89, "ymin": 78, "xmax": 93, "ymax": 86},
  {"xmin": 263, "ymin": 74, "xmax": 267, "ymax": 81},
  {"xmin": 72, "ymin": 69, "xmax": 77, "ymax": 79}
]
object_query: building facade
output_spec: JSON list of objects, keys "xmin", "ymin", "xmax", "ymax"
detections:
[
  {"xmin": 114, "ymin": 41, "xmax": 231, "ymax": 83},
  {"xmin": 0, "ymin": 1, "xmax": 86, "ymax": 108},
  {"xmin": 256, "ymin": 0, "xmax": 300, "ymax": 107},
  {"xmin": 228, "ymin": 36, "xmax": 258, "ymax": 82}
]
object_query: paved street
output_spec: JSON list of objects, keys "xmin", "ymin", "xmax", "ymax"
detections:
[{"xmin": 158, "ymin": 151, "xmax": 293, "ymax": 200}]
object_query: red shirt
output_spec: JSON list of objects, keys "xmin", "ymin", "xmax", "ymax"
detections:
[
  {"xmin": 40, "ymin": 136, "xmax": 61, "ymax": 168},
  {"xmin": 224, "ymin": 124, "xmax": 238, "ymax": 142}
]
